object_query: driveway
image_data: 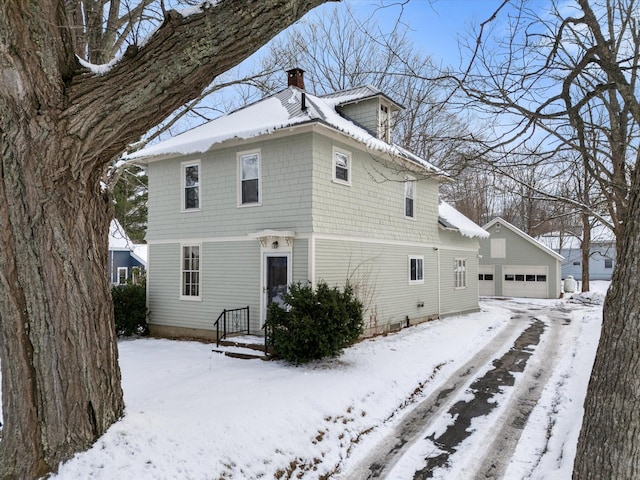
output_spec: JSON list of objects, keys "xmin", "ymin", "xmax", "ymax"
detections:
[{"xmin": 343, "ymin": 299, "xmax": 584, "ymax": 479}]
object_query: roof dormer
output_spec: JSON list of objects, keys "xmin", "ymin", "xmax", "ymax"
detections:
[{"xmin": 322, "ymin": 86, "xmax": 402, "ymax": 143}]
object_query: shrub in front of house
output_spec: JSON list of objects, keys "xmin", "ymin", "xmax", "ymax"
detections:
[
  {"xmin": 111, "ymin": 282, "xmax": 149, "ymax": 337},
  {"xmin": 266, "ymin": 281, "xmax": 364, "ymax": 364}
]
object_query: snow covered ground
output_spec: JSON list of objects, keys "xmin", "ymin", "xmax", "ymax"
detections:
[{"xmin": 2, "ymin": 283, "xmax": 607, "ymax": 479}]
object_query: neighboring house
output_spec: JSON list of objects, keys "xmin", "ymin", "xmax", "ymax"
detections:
[
  {"xmin": 129, "ymin": 68, "xmax": 488, "ymax": 340},
  {"xmin": 478, "ymin": 218, "xmax": 563, "ymax": 299},
  {"xmin": 538, "ymin": 225, "xmax": 616, "ymax": 281},
  {"xmin": 109, "ymin": 219, "xmax": 147, "ymax": 285}
]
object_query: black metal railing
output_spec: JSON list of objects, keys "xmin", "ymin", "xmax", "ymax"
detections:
[
  {"xmin": 214, "ymin": 306, "xmax": 250, "ymax": 347},
  {"xmin": 262, "ymin": 320, "xmax": 274, "ymax": 357}
]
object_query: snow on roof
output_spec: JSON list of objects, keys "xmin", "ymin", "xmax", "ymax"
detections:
[
  {"xmin": 320, "ymin": 84, "xmax": 403, "ymax": 110},
  {"xmin": 538, "ymin": 223, "xmax": 615, "ymax": 251},
  {"xmin": 438, "ymin": 201, "xmax": 489, "ymax": 239},
  {"xmin": 128, "ymin": 86, "xmax": 445, "ymax": 176},
  {"xmin": 109, "ymin": 219, "xmax": 148, "ymax": 266},
  {"xmin": 537, "ymin": 234, "xmax": 581, "ymax": 251},
  {"xmin": 109, "ymin": 219, "xmax": 132, "ymax": 250}
]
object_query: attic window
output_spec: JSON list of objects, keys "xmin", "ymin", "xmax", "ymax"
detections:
[
  {"xmin": 379, "ymin": 103, "xmax": 391, "ymax": 142},
  {"xmin": 490, "ymin": 238, "xmax": 506, "ymax": 258}
]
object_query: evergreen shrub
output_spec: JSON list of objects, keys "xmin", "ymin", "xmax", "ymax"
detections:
[
  {"xmin": 266, "ymin": 281, "xmax": 364, "ymax": 364},
  {"xmin": 111, "ymin": 282, "xmax": 149, "ymax": 337}
]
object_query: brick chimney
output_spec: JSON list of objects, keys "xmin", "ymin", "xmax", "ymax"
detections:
[{"xmin": 287, "ymin": 68, "xmax": 305, "ymax": 90}]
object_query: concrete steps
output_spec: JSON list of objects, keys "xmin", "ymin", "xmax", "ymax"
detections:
[{"xmin": 212, "ymin": 335, "xmax": 273, "ymax": 360}]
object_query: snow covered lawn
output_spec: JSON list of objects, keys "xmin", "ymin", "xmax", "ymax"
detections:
[{"xmin": 1, "ymin": 284, "xmax": 606, "ymax": 479}]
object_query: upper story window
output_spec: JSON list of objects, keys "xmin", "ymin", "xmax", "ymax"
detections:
[
  {"xmin": 404, "ymin": 176, "xmax": 415, "ymax": 218},
  {"xmin": 604, "ymin": 258, "xmax": 613, "ymax": 269},
  {"xmin": 379, "ymin": 103, "xmax": 391, "ymax": 142},
  {"xmin": 490, "ymin": 238, "xmax": 506, "ymax": 258},
  {"xmin": 182, "ymin": 161, "xmax": 200, "ymax": 211},
  {"xmin": 238, "ymin": 150, "xmax": 261, "ymax": 206},
  {"xmin": 454, "ymin": 258, "xmax": 467, "ymax": 289},
  {"xmin": 332, "ymin": 147, "xmax": 351, "ymax": 185},
  {"xmin": 181, "ymin": 244, "xmax": 201, "ymax": 299},
  {"xmin": 409, "ymin": 256, "xmax": 424, "ymax": 284}
]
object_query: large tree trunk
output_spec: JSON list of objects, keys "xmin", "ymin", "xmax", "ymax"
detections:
[
  {"xmin": 0, "ymin": 121, "xmax": 124, "ymax": 478},
  {"xmin": 573, "ymin": 187, "xmax": 640, "ymax": 478}
]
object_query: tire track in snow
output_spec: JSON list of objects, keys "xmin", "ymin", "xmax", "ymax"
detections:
[{"xmin": 343, "ymin": 308, "xmax": 534, "ymax": 479}]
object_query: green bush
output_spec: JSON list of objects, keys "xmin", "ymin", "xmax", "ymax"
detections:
[
  {"xmin": 266, "ymin": 281, "xmax": 364, "ymax": 364},
  {"xmin": 111, "ymin": 282, "xmax": 149, "ymax": 337}
]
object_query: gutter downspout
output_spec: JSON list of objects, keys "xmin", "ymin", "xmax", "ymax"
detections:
[{"xmin": 436, "ymin": 247, "xmax": 441, "ymax": 317}]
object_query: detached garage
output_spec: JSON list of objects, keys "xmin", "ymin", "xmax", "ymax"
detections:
[{"xmin": 478, "ymin": 218, "xmax": 563, "ymax": 299}]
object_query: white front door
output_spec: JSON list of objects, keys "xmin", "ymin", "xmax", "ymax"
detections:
[{"xmin": 262, "ymin": 253, "xmax": 291, "ymax": 324}]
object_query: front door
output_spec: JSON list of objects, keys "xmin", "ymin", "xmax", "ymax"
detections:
[{"xmin": 263, "ymin": 254, "xmax": 290, "ymax": 322}]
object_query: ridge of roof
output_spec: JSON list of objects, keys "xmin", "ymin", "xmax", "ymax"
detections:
[
  {"xmin": 128, "ymin": 85, "xmax": 441, "ymax": 175},
  {"xmin": 320, "ymin": 84, "xmax": 403, "ymax": 109}
]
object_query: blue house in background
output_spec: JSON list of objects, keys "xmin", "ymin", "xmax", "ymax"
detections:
[
  {"xmin": 538, "ymin": 225, "xmax": 616, "ymax": 281},
  {"xmin": 109, "ymin": 219, "xmax": 147, "ymax": 284}
]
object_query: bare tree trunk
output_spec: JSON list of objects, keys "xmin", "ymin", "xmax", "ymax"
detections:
[
  {"xmin": 581, "ymin": 214, "xmax": 591, "ymax": 292},
  {"xmin": 574, "ymin": 188, "xmax": 640, "ymax": 477},
  {"xmin": 0, "ymin": 121, "xmax": 124, "ymax": 479}
]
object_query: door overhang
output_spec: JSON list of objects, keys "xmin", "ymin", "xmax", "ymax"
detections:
[{"xmin": 249, "ymin": 230, "xmax": 296, "ymax": 249}]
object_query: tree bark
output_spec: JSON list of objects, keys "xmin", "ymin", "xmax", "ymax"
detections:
[
  {"xmin": 573, "ymin": 180, "xmax": 640, "ymax": 478},
  {"xmin": 0, "ymin": 1, "xmax": 331, "ymax": 478},
  {"xmin": 581, "ymin": 213, "xmax": 590, "ymax": 292}
]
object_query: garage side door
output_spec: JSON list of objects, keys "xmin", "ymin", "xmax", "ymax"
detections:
[
  {"xmin": 479, "ymin": 265, "xmax": 495, "ymax": 296},
  {"xmin": 503, "ymin": 266, "xmax": 548, "ymax": 298}
]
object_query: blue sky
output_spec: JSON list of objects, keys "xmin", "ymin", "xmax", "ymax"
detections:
[{"xmin": 345, "ymin": 0, "xmax": 508, "ymax": 65}]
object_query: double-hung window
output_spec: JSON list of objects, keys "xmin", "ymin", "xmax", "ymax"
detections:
[
  {"xmin": 182, "ymin": 161, "xmax": 200, "ymax": 211},
  {"xmin": 409, "ymin": 256, "xmax": 424, "ymax": 284},
  {"xmin": 404, "ymin": 176, "xmax": 415, "ymax": 218},
  {"xmin": 117, "ymin": 267, "xmax": 128, "ymax": 285},
  {"xmin": 332, "ymin": 148, "xmax": 351, "ymax": 185},
  {"xmin": 454, "ymin": 258, "xmax": 467, "ymax": 289},
  {"xmin": 239, "ymin": 151, "xmax": 260, "ymax": 205},
  {"xmin": 181, "ymin": 245, "xmax": 201, "ymax": 299}
]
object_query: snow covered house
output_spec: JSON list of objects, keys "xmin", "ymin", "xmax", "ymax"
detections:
[
  {"xmin": 538, "ymin": 225, "xmax": 616, "ymax": 281},
  {"xmin": 129, "ymin": 68, "xmax": 488, "ymax": 340},
  {"xmin": 109, "ymin": 219, "xmax": 147, "ymax": 285},
  {"xmin": 478, "ymin": 218, "xmax": 563, "ymax": 299}
]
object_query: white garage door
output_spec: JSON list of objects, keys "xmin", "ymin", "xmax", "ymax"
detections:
[
  {"xmin": 479, "ymin": 265, "xmax": 495, "ymax": 296},
  {"xmin": 503, "ymin": 266, "xmax": 548, "ymax": 298}
]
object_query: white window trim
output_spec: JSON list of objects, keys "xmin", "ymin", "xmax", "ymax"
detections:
[
  {"xmin": 117, "ymin": 267, "xmax": 128, "ymax": 285},
  {"xmin": 181, "ymin": 160, "xmax": 201, "ymax": 212},
  {"xmin": 408, "ymin": 255, "xmax": 424, "ymax": 284},
  {"xmin": 454, "ymin": 258, "xmax": 467, "ymax": 289},
  {"xmin": 404, "ymin": 175, "xmax": 415, "ymax": 220},
  {"xmin": 332, "ymin": 147, "xmax": 352, "ymax": 186},
  {"xmin": 180, "ymin": 243, "xmax": 202, "ymax": 301},
  {"xmin": 237, "ymin": 149, "xmax": 262, "ymax": 207},
  {"xmin": 490, "ymin": 238, "xmax": 506, "ymax": 258},
  {"xmin": 379, "ymin": 102, "xmax": 391, "ymax": 142}
]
